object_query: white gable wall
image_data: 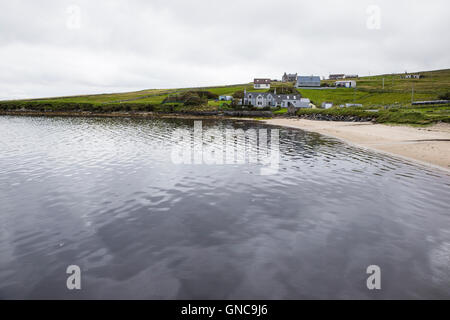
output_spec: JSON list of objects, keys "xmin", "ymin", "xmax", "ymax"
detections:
[{"xmin": 254, "ymin": 83, "xmax": 271, "ymax": 89}]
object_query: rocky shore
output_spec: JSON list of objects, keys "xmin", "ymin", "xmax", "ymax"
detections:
[
  {"xmin": 0, "ymin": 109, "xmax": 274, "ymax": 119},
  {"xmin": 298, "ymin": 113, "xmax": 376, "ymax": 122}
]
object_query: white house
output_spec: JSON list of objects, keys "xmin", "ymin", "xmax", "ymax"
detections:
[
  {"xmin": 335, "ymin": 80, "xmax": 357, "ymax": 88},
  {"xmin": 253, "ymin": 78, "xmax": 271, "ymax": 89},
  {"xmin": 242, "ymin": 90, "xmax": 310, "ymax": 109},
  {"xmin": 403, "ymin": 74, "xmax": 422, "ymax": 79}
]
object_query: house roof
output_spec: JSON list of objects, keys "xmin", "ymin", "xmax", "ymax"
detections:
[
  {"xmin": 254, "ymin": 78, "xmax": 271, "ymax": 84},
  {"xmin": 297, "ymin": 76, "xmax": 321, "ymax": 82}
]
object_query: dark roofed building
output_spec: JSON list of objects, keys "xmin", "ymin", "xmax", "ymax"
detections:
[
  {"xmin": 329, "ymin": 74, "xmax": 345, "ymax": 80},
  {"xmin": 282, "ymin": 73, "xmax": 298, "ymax": 83},
  {"xmin": 254, "ymin": 78, "xmax": 271, "ymax": 89},
  {"xmin": 296, "ymin": 76, "xmax": 321, "ymax": 88}
]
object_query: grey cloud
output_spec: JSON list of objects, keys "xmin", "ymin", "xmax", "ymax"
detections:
[{"xmin": 0, "ymin": 0, "xmax": 449, "ymax": 99}]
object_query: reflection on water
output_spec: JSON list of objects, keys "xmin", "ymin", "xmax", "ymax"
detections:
[{"xmin": 0, "ymin": 116, "xmax": 449, "ymax": 299}]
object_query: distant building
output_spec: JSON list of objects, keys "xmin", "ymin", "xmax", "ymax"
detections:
[
  {"xmin": 282, "ymin": 72, "xmax": 298, "ymax": 83},
  {"xmin": 299, "ymin": 98, "xmax": 311, "ymax": 108},
  {"xmin": 219, "ymin": 95, "xmax": 233, "ymax": 101},
  {"xmin": 345, "ymin": 103, "xmax": 363, "ymax": 108},
  {"xmin": 403, "ymin": 74, "xmax": 422, "ymax": 79},
  {"xmin": 335, "ymin": 80, "xmax": 357, "ymax": 88},
  {"xmin": 321, "ymin": 102, "xmax": 333, "ymax": 109},
  {"xmin": 329, "ymin": 74, "xmax": 345, "ymax": 80},
  {"xmin": 296, "ymin": 76, "xmax": 321, "ymax": 88},
  {"xmin": 330, "ymin": 74, "xmax": 359, "ymax": 80},
  {"xmin": 254, "ymin": 78, "xmax": 271, "ymax": 89},
  {"xmin": 242, "ymin": 90, "xmax": 310, "ymax": 109}
]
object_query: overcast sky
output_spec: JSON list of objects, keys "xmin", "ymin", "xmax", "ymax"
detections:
[{"xmin": 1, "ymin": 0, "xmax": 449, "ymax": 100}]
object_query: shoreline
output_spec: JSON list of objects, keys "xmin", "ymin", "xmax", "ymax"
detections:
[
  {"xmin": 0, "ymin": 110, "xmax": 272, "ymax": 120},
  {"xmin": 2, "ymin": 111, "xmax": 449, "ymax": 173},
  {"xmin": 0, "ymin": 110, "xmax": 226, "ymax": 120},
  {"xmin": 261, "ymin": 118, "xmax": 450, "ymax": 173}
]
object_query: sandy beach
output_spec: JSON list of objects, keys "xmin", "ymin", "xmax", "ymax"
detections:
[{"xmin": 263, "ymin": 119, "xmax": 450, "ymax": 172}]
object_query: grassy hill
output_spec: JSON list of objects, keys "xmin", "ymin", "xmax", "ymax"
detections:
[
  {"xmin": 1, "ymin": 68, "xmax": 447, "ymax": 105},
  {"xmin": 1, "ymin": 68, "xmax": 449, "ymax": 124},
  {"xmin": 8, "ymin": 68, "xmax": 447, "ymax": 106}
]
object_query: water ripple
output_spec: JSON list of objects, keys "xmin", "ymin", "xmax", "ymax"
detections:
[{"xmin": 0, "ymin": 116, "xmax": 449, "ymax": 299}]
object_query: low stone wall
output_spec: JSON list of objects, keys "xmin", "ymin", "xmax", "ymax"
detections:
[
  {"xmin": 223, "ymin": 110, "xmax": 273, "ymax": 117},
  {"xmin": 298, "ymin": 113, "xmax": 375, "ymax": 122},
  {"xmin": 0, "ymin": 109, "xmax": 273, "ymax": 119},
  {"xmin": 177, "ymin": 110, "xmax": 220, "ymax": 116}
]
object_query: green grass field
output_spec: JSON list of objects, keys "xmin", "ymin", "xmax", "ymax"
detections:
[
  {"xmin": 297, "ymin": 104, "xmax": 450, "ymax": 125},
  {"xmin": 6, "ymin": 68, "xmax": 449, "ymax": 106},
  {"xmin": 1, "ymin": 68, "xmax": 449, "ymax": 124},
  {"xmin": 303, "ymin": 69, "xmax": 450, "ymax": 107}
]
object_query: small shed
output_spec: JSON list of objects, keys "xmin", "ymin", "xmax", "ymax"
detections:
[{"xmin": 322, "ymin": 102, "xmax": 333, "ymax": 109}]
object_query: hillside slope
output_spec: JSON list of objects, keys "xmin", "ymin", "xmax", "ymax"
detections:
[{"xmin": 3, "ymin": 68, "xmax": 449, "ymax": 107}]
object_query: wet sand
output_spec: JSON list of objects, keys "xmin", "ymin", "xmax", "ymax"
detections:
[{"xmin": 263, "ymin": 119, "xmax": 450, "ymax": 172}]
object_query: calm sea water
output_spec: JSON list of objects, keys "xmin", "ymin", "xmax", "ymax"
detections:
[{"xmin": 0, "ymin": 116, "xmax": 449, "ymax": 299}]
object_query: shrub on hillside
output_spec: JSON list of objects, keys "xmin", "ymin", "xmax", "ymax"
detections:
[
  {"xmin": 190, "ymin": 90, "xmax": 218, "ymax": 100},
  {"xmin": 438, "ymin": 92, "xmax": 450, "ymax": 100},
  {"xmin": 162, "ymin": 95, "xmax": 181, "ymax": 103},
  {"xmin": 183, "ymin": 93, "xmax": 206, "ymax": 106},
  {"xmin": 232, "ymin": 90, "xmax": 244, "ymax": 99},
  {"xmin": 266, "ymin": 86, "xmax": 299, "ymax": 94},
  {"xmin": 162, "ymin": 91, "xmax": 212, "ymax": 106},
  {"xmin": 0, "ymin": 101, "xmax": 158, "ymax": 113}
]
